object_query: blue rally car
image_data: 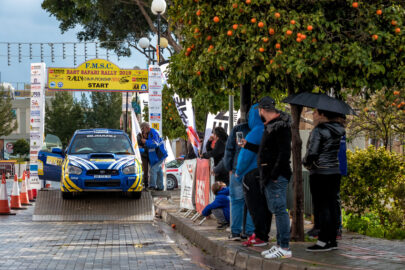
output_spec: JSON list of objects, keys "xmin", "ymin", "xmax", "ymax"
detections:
[{"xmin": 38, "ymin": 129, "xmax": 143, "ymax": 199}]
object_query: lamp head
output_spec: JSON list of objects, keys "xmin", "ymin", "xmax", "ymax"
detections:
[
  {"xmin": 139, "ymin": 37, "xmax": 150, "ymax": 49},
  {"xmin": 151, "ymin": 0, "xmax": 166, "ymax": 15},
  {"xmin": 160, "ymin": 37, "xmax": 168, "ymax": 49}
]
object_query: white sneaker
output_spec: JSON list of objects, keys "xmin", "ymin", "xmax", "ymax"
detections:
[
  {"xmin": 261, "ymin": 245, "xmax": 279, "ymax": 256},
  {"xmin": 264, "ymin": 247, "xmax": 292, "ymax": 259}
]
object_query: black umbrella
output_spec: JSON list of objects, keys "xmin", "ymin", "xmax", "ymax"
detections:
[{"xmin": 282, "ymin": 92, "xmax": 356, "ymax": 115}]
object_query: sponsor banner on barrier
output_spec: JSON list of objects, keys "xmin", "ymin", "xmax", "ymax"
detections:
[
  {"xmin": 202, "ymin": 110, "xmax": 240, "ymax": 153},
  {"xmin": 47, "ymin": 59, "xmax": 148, "ymax": 92},
  {"xmin": 180, "ymin": 159, "xmax": 197, "ymax": 210},
  {"xmin": 195, "ymin": 158, "xmax": 211, "ymax": 214},
  {"xmin": 148, "ymin": 65, "xmax": 162, "ymax": 135}
]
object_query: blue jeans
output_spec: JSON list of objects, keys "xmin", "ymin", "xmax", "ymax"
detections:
[
  {"xmin": 150, "ymin": 159, "xmax": 164, "ymax": 189},
  {"xmin": 264, "ymin": 175, "xmax": 290, "ymax": 249},
  {"xmin": 229, "ymin": 173, "xmax": 255, "ymax": 235}
]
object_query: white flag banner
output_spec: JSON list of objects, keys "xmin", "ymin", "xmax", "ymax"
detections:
[
  {"xmin": 130, "ymin": 109, "xmax": 142, "ymax": 163},
  {"xmin": 165, "ymin": 137, "xmax": 175, "ymax": 163},
  {"xmin": 202, "ymin": 110, "xmax": 240, "ymax": 153},
  {"xmin": 180, "ymin": 159, "xmax": 197, "ymax": 210},
  {"xmin": 173, "ymin": 94, "xmax": 200, "ymax": 156}
]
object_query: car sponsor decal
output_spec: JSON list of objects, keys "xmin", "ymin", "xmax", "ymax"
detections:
[
  {"xmin": 90, "ymin": 159, "xmax": 115, "ymax": 162},
  {"xmin": 46, "ymin": 156, "xmax": 63, "ymax": 166}
]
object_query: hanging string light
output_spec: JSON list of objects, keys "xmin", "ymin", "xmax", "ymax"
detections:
[
  {"xmin": 50, "ymin": 43, "xmax": 54, "ymax": 62},
  {"xmin": 29, "ymin": 43, "xmax": 32, "ymax": 60},
  {"xmin": 73, "ymin": 43, "xmax": 77, "ymax": 66},
  {"xmin": 7, "ymin": 43, "xmax": 10, "ymax": 66},
  {"xmin": 62, "ymin": 43, "xmax": 66, "ymax": 59},
  {"xmin": 18, "ymin": 43, "xmax": 22, "ymax": 63},
  {"xmin": 84, "ymin": 42, "xmax": 87, "ymax": 61},
  {"xmin": 95, "ymin": 42, "xmax": 98, "ymax": 58},
  {"xmin": 40, "ymin": 43, "xmax": 44, "ymax": 62}
]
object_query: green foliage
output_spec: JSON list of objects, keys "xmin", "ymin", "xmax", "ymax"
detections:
[
  {"xmin": 12, "ymin": 139, "xmax": 29, "ymax": 157},
  {"xmin": 86, "ymin": 92, "xmax": 122, "ymax": 129},
  {"xmin": 0, "ymin": 89, "xmax": 18, "ymax": 137},
  {"xmin": 343, "ymin": 210, "xmax": 405, "ymax": 240},
  {"xmin": 347, "ymin": 88, "xmax": 405, "ymax": 149},
  {"xmin": 45, "ymin": 92, "xmax": 85, "ymax": 147},
  {"xmin": 162, "ymin": 86, "xmax": 187, "ymax": 139},
  {"xmin": 168, "ymin": 1, "xmax": 405, "ymax": 110},
  {"xmin": 341, "ymin": 146, "xmax": 405, "ymax": 238}
]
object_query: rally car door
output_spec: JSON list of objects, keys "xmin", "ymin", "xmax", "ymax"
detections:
[{"xmin": 38, "ymin": 134, "xmax": 63, "ymax": 182}]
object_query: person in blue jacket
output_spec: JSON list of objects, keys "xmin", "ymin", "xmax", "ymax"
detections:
[
  {"xmin": 140, "ymin": 122, "xmax": 168, "ymax": 190},
  {"xmin": 223, "ymin": 116, "xmax": 255, "ymax": 240},
  {"xmin": 235, "ymin": 104, "xmax": 270, "ymax": 247},
  {"xmin": 202, "ymin": 181, "xmax": 230, "ymax": 229}
]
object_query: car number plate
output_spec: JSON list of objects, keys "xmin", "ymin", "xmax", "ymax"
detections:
[{"xmin": 94, "ymin": 175, "xmax": 111, "ymax": 179}]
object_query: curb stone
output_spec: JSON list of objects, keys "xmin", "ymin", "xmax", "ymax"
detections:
[{"xmin": 157, "ymin": 206, "xmax": 335, "ymax": 270}]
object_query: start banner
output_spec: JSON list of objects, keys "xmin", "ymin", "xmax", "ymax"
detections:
[
  {"xmin": 47, "ymin": 59, "xmax": 148, "ymax": 92},
  {"xmin": 195, "ymin": 158, "xmax": 211, "ymax": 214},
  {"xmin": 180, "ymin": 159, "xmax": 197, "ymax": 210}
]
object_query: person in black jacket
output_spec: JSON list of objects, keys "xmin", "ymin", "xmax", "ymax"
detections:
[
  {"xmin": 257, "ymin": 97, "xmax": 292, "ymax": 259},
  {"xmin": 137, "ymin": 132, "xmax": 149, "ymax": 189},
  {"xmin": 303, "ymin": 109, "xmax": 345, "ymax": 252},
  {"xmin": 201, "ymin": 127, "xmax": 229, "ymax": 184}
]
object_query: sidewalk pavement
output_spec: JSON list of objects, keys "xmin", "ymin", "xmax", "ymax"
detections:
[{"xmin": 154, "ymin": 191, "xmax": 405, "ymax": 270}]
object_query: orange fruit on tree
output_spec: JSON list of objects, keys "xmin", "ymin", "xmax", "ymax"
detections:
[
  {"xmin": 246, "ymin": 0, "xmax": 251, "ymax": 4},
  {"xmin": 286, "ymin": 30, "xmax": 293, "ymax": 35},
  {"xmin": 391, "ymin": 20, "xmax": 397, "ymax": 26},
  {"xmin": 301, "ymin": 34, "xmax": 307, "ymax": 40},
  {"xmin": 277, "ymin": 50, "xmax": 282, "ymax": 54},
  {"xmin": 185, "ymin": 52, "xmax": 190, "ymax": 56},
  {"xmin": 233, "ymin": 24, "xmax": 238, "ymax": 30},
  {"xmin": 296, "ymin": 37, "xmax": 302, "ymax": 42},
  {"xmin": 191, "ymin": 44, "xmax": 195, "ymax": 49},
  {"xmin": 227, "ymin": 30, "xmax": 233, "ymax": 36},
  {"xmin": 186, "ymin": 47, "xmax": 192, "ymax": 53},
  {"xmin": 290, "ymin": 20, "xmax": 296, "ymax": 25},
  {"xmin": 393, "ymin": 90, "xmax": 400, "ymax": 95},
  {"xmin": 395, "ymin": 28, "xmax": 401, "ymax": 34},
  {"xmin": 259, "ymin": 47, "xmax": 265, "ymax": 52},
  {"xmin": 372, "ymin": 34, "xmax": 378, "ymax": 40},
  {"xmin": 392, "ymin": 102, "xmax": 396, "ymax": 106},
  {"xmin": 297, "ymin": 32, "xmax": 302, "ymax": 38},
  {"xmin": 196, "ymin": 71, "xmax": 201, "ymax": 76},
  {"xmin": 307, "ymin": 25, "xmax": 313, "ymax": 31},
  {"xmin": 213, "ymin": 16, "xmax": 220, "ymax": 23},
  {"xmin": 232, "ymin": 3, "xmax": 238, "ymax": 9},
  {"xmin": 275, "ymin": 12, "xmax": 281, "ymax": 18},
  {"xmin": 258, "ymin": 22, "xmax": 264, "ymax": 28},
  {"xmin": 219, "ymin": 66, "xmax": 225, "ymax": 71},
  {"xmin": 270, "ymin": 59, "xmax": 274, "ymax": 64},
  {"xmin": 269, "ymin": 28, "xmax": 275, "ymax": 35},
  {"xmin": 251, "ymin": 18, "xmax": 257, "ymax": 23},
  {"xmin": 275, "ymin": 43, "xmax": 281, "ymax": 49},
  {"xmin": 312, "ymin": 38, "xmax": 317, "ymax": 43},
  {"xmin": 352, "ymin": 2, "xmax": 358, "ymax": 8},
  {"xmin": 206, "ymin": 35, "xmax": 212, "ymax": 41},
  {"xmin": 262, "ymin": 37, "xmax": 269, "ymax": 43},
  {"xmin": 194, "ymin": 28, "xmax": 200, "ymax": 33},
  {"xmin": 196, "ymin": 9, "xmax": 201, "ymax": 16},
  {"xmin": 209, "ymin": 45, "xmax": 214, "ymax": 49},
  {"xmin": 376, "ymin": 9, "xmax": 382, "ymax": 15},
  {"xmin": 170, "ymin": 117, "xmax": 173, "ymax": 121}
]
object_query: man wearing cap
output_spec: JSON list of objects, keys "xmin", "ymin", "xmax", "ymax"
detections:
[{"xmin": 257, "ymin": 97, "xmax": 293, "ymax": 259}]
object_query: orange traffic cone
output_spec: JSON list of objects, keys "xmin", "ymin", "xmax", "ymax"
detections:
[
  {"xmin": 28, "ymin": 171, "xmax": 37, "ymax": 199},
  {"xmin": 26, "ymin": 171, "xmax": 34, "ymax": 202},
  {"xmin": 10, "ymin": 174, "xmax": 27, "ymax": 210},
  {"xmin": 20, "ymin": 172, "xmax": 31, "ymax": 205},
  {"xmin": 0, "ymin": 174, "xmax": 16, "ymax": 215}
]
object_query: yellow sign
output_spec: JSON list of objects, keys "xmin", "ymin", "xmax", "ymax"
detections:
[
  {"xmin": 46, "ymin": 156, "xmax": 63, "ymax": 166},
  {"xmin": 47, "ymin": 59, "xmax": 148, "ymax": 92}
]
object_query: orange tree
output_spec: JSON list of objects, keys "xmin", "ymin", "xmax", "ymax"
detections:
[{"xmin": 167, "ymin": 0, "xmax": 405, "ymax": 240}]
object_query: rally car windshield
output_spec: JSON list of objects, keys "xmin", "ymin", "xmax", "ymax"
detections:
[{"xmin": 69, "ymin": 134, "xmax": 134, "ymax": 155}]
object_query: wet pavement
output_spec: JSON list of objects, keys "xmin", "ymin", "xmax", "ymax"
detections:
[
  {"xmin": 155, "ymin": 191, "xmax": 405, "ymax": 270},
  {"xmin": 0, "ymin": 182, "xmax": 231, "ymax": 270}
]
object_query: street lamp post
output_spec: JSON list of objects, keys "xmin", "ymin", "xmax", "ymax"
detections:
[{"xmin": 151, "ymin": 0, "xmax": 167, "ymax": 65}]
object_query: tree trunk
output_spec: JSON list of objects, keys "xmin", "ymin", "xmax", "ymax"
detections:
[
  {"xmin": 290, "ymin": 103, "xmax": 305, "ymax": 241},
  {"xmin": 240, "ymin": 83, "xmax": 251, "ymax": 123}
]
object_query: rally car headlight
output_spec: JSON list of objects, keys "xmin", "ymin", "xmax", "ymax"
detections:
[
  {"xmin": 68, "ymin": 165, "xmax": 82, "ymax": 175},
  {"xmin": 123, "ymin": 165, "xmax": 136, "ymax": 175}
]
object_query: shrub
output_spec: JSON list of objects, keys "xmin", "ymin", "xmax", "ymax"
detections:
[{"xmin": 341, "ymin": 146, "xmax": 404, "ymax": 239}]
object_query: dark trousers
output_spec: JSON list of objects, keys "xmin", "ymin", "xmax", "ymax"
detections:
[
  {"xmin": 141, "ymin": 156, "xmax": 149, "ymax": 187},
  {"xmin": 310, "ymin": 174, "xmax": 341, "ymax": 244},
  {"xmin": 313, "ymin": 193, "xmax": 342, "ymax": 230},
  {"xmin": 243, "ymin": 168, "xmax": 272, "ymax": 242}
]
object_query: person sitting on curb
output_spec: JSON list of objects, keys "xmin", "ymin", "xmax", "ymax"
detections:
[{"xmin": 201, "ymin": 181, "xmax": 230, "ymax": 229}]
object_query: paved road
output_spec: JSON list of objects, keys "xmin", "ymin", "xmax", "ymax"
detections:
[{"xmin": 0, "ymin": 190, "xmax": 206, "ymax": 270}]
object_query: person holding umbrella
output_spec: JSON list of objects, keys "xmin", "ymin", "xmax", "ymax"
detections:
[{"xmin": 284, "ymin": 92, "xmax": 353, "ymax": 252}]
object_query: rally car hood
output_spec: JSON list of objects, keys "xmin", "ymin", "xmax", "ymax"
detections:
[{"xmin": 67, "ymin": 153, "xmax": 136, "ymax": 170}]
